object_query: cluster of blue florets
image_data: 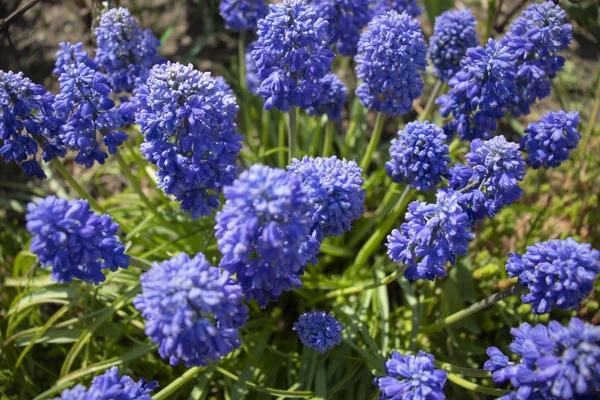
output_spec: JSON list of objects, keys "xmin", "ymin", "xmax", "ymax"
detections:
[
  {"xmin": 293, "ymin": 311, "xmax": 344, "ymax": 354},
  {"xmin": 0, "ymin": 71, "xmax": 64, "ymax": 179},
  {"xmin": 305, "ymin": 74, "xmax": 347, "ymax": 122},
  {"xmin": 386, "ymin": 189, "xmax": 473, "ymax": 281},
  {"xmin": 428, "ymin": 9, "xmax": 479, "ymax": 82},
  {"xmin": 373, "ymin": 350, "xmax": 447, "ymax": 400},
  {"xmin": 94, "ymin": 7, "xmax": 162, "ymax": 93},
  {"xmin": 53, "ymin": 367, "xmax": 157, "ymax": 400},
  {"xmin": 215, "ymin": 165, "xmax": 320, "ymax": 307},
  {"xmin": 437, "ymin": 39, "xmax": 516, "ymax": 141},
  {"xmin": 219, "ymin": 0, "xmax": 269, "ymax": 31},
  {"xmin": 26, "ymin": 196, "xmax": 129, "ymax": 284},
  {"xmin": 501, "ymin": 2, "xmax": 573, "ymax": 117},
  {"xmin": 135, "ymin": 62, "xmax": 242, "ymax": 218},
  {"xmin": 288, "ymin": 156, "xmax": 365, "ymax": 241},
  {"xmin": 371, "ymin": 0, "xmax": 422, "ymax": 18},
  {"xmin": 252, "ymin": 0, "xmax": 334, "ymax": 111},
  {"xmin": 134, "ymin": 252, "xmax": 248, "ymax": 367},
  {"xmin": 356, "ymin": 10, "xmax": 427, "ymax": 117},
  {"xmin": 449, "ymin": 136, "xmax": 527, "ymax": 222},
  {"xmin": 485, "ymin": 318, "xmax": 600, "ymax": 400},
  {"xmin": 309, "ymin": 0, "xmax": 372, "ymax": 56},
  {"xmin": 505, "ymin": 238, "xmax": 600, "ymax": 314},
  {"xmin": 522, "ymin": 110, "xmax": 581, "ymax": 169},
  {"xmin": 385, "ymin": 121, "xmax": 450, "ymax": 192}
]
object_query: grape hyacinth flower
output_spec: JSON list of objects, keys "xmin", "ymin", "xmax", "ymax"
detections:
[
  {"xmin": 305, "ymin": 74, "xmax": 347, "ymax": 122},
  {"xmin": 133, "ymin": 253, "xmax": 248, "ymax": 367},
  {"xmin": 485, "ymin": 318, "xmax": 600, "ymax": 399},
  {"xmin": 219, "ymin": 0, "xmax": 268, "ymax": 31},
  {"xmin": 386, "ymin": 189, "xmax": 473, "ymax": 281},
  {"xmin": 245, "ymin": 42, "xmax": 259, "ymax": 95},
  {"xmin": 252, "ymin": 0, "xmax": 334, "ymax": 111},
  {"xmin": 505, "ymin": 238, "xmax": 600, "ymax": 314},
  {"xmin": 293, "ymin": 311, "xmax": 344, "ymax": 354},
  {"xmin": 215, "ymin": 165, "xmax": 320, "ymax": 307},
  {"xmin": 52, "ymin": 367, "xmax": 157, "ymax": 400},
  {"xmin": 371, "ymin": 0, "xmax": 422, "ymax": 18},
  {"xmin": 437, "ymin": 39, "xmax": 516, "ymax": 141},
  {"xmin": 0, "ymin": 70, "xmax": 65, "ymax": 179},
  {"xmin": 26, "ymin": 196, "xmax": 129, "ymax": 284},
  {"xmin": 428, "ymin": 9, "xmax": 479, "ymax": 82},
  {"xmin": 355, "ymin": 11, "xmax": 427, "ymax": 117},
  {"xmin": 288, "ymin": 156, "xmax": 365, "ymax": 241},
  {"xmin": 135, "ymin": 62, "xmax": 242, "ymax": 218},
  {"xmin": 95, "ymin": 7, "xmax": 162, "ymax": 93},
  {"xmin": 309, "ymin": 0, "xmax": 372, "ymax": 56},
  {"xmin": 522, "ymin": 110, "xmax": 581, "ymax": 169},
  {"xmin": 448, "ymin": 135, "xmax": 526, "ymax": 222},
  {"xmin": 501, "ymin": 2, "xmax": 573, "ymax": 117},
  {"xmin": 385, "ymin": 121, "xmax": 450, "ymax": 192},
  {"xmin": 373, "ymin": 350, "xmax": 447, "ymax": 400},
  {"xmin": 53, "ymin": 42, "xmax": 129, "ymax": 168},
  {"xmin": 53, "ymin": 42, "xmax": 97, "ymax": 77}
]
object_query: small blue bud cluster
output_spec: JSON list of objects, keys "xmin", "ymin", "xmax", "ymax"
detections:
[
  {"xmin": 219, "ymin": 0, "xmax": 269, "ymax": 31},
  {"xmin": 293, "ymin": 310, "xmax": 344, "ymax": 353}
]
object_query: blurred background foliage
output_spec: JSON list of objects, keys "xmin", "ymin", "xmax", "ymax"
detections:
[{"xmin": 1, "ymin": 0, "xmax": 599, "ymax": 399}]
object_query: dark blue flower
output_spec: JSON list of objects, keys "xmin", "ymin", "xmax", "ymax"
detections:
[
  {"xmin": 293, "ymin": 310, "xmax": 344, "ymax": 353},
  {"xmin": 305, "ymin": 74, "xmax": 347, "ymax": 122},
  {"xmin": 437, "ymin": 39, "xmax": 517, "ymax": 141},
  {"xmin": 374, "ymin": 350, "xmax": 447, "ymax": 400},
  {"xmin": 215, "ymin": 165, "xmax": 320, "ymax": 307},
  {"xmin": 54, "ymin": 42, "xmax": 97, "ymax": 77},
  {"xmin": 505, "ymin": 238, "xmax": 600, "ymax": 315},
  {"xmin": 252, "ymin": 0, "xmax": 335, "ymax": 111},
  {"xmin": 219, "ymin": 0, "xmax": 269, "ymax": 31},
  {"xmin": 385, "ymin": 121, "xmax": 450, "ymax": 192},
  {"xmin": 371, "ymin": 0, "xmax": 422, "ymax": 18},
  {"xmin": 428, "ymin": 9, "xmax": 479, "ymax": 82},
  {"xmin": 309, "ymin": 0, "xmax": 372, "ymax": 56},
  {"xmin": 386, "ymin": 189, "xmax": 473, "ymax": 281},
  {"xmin": 0, "ymin": 70, "xmax": 66, "ymax": 178},
  {"xmin": 26, "ymin": 196, "xmax": 129, "ymax": 284},
  {"xmin": 135, "ymin": 62, "xmax": 242, "ymax": 218},
  {"xmin": 501, "ymin": 2, "xmax": 573, "ymax": 117},
  {"xmin": 522, "ymin": 110, "xmax": 580, "ymax": 169},
  {"xmin": 355, "ymin": 11, "xmax": 427, "ymax": 117},
  {"xmin": 448, "ymin": 135, "xmax": 526, "ymax": 222},
  {"xmin": 52, "ymin": 367, "xmax": 157, "ymax": 400},
  {"xmin": 53, "ymin": 42, "xmax": 129, "ymax": 167},
  {"xmin": 133, "ymin": 253, "xmax": 248, "ymax": 367},
  {"xmin": 485, "ymin": 318, "xmax": 600, "ymax": 400},
  {"xmin": 95, "ymin": 7, "xmax": 162, "ymax": 93},
  {"xmin": 288, "ymin": 156, "xmax": 365, "ymax": 241}
]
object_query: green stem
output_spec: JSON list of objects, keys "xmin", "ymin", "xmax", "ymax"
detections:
[
  {"xmin": 278, "ymin": 117, "xmax": 286, "ymax": 168},
  {"xmin": 320, "ymin": 266, "xmax": 406, "ymax": 300},
  {"xmin": 287, "ymin": 106, "xmax": 297, "ymax": 163},
  {"xmin": 51, "ymin": 159, "xmax": 105, "ymax": 214},
  {"xmin": 418, "ymin": 80, "xmax": 443, "ymax": 122},
  {"xmin": 422, "ymin": 284, "xmax": 528, "ymax": 333},
  {"xmin": 446, "ymin": 373, "xmax": 509, "ymax": 396},
  {"xmin": 485, "ymin": 0, "xmax": 496, "ymax": 41},
  {"xmin": 129, "ymin": 256, "xmax": 152, "ymax": 272},
  {"xmin": 310, "ymin": 119, "xmax": 322, "ymax": 156},
  {"xmin": 114, "ymin": 149, "xmax": 162, "ymax": 218},
  {"xmin": 260, "ymin": 108, "xmax": 270, "ymax": 153},
  {"xmin": 323, "ymin": 120, "xmax": 334, "ymax": 157},
  {"xmin": 152, "ymin": 367, "xmax": 204, "ymax": 400},
  {"xmin": 360, "ymin": 112, "xmax": 385, "ymax": 172},
  {"xmin": 343, "ymin": 97, "xmax": 361, "ymax": 157},
  {"xmin": 434, "ymin": 361, "xmax": 491, "ymax": 378},
  {"xmin": 239, "ymin": 31, "xmax": 246, "ymax": 90},
  {"xmin": 352, "ymin": 186, "xmax": 412, "ymax": 271},
  {"xmin": 215, "ymin": 367, "xmax": 315, "ymax": 398}
]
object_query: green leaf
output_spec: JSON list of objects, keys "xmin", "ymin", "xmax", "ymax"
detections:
[{"xmin": 424, "ymin": 0, "xmax": 454, "ymax": 22}]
